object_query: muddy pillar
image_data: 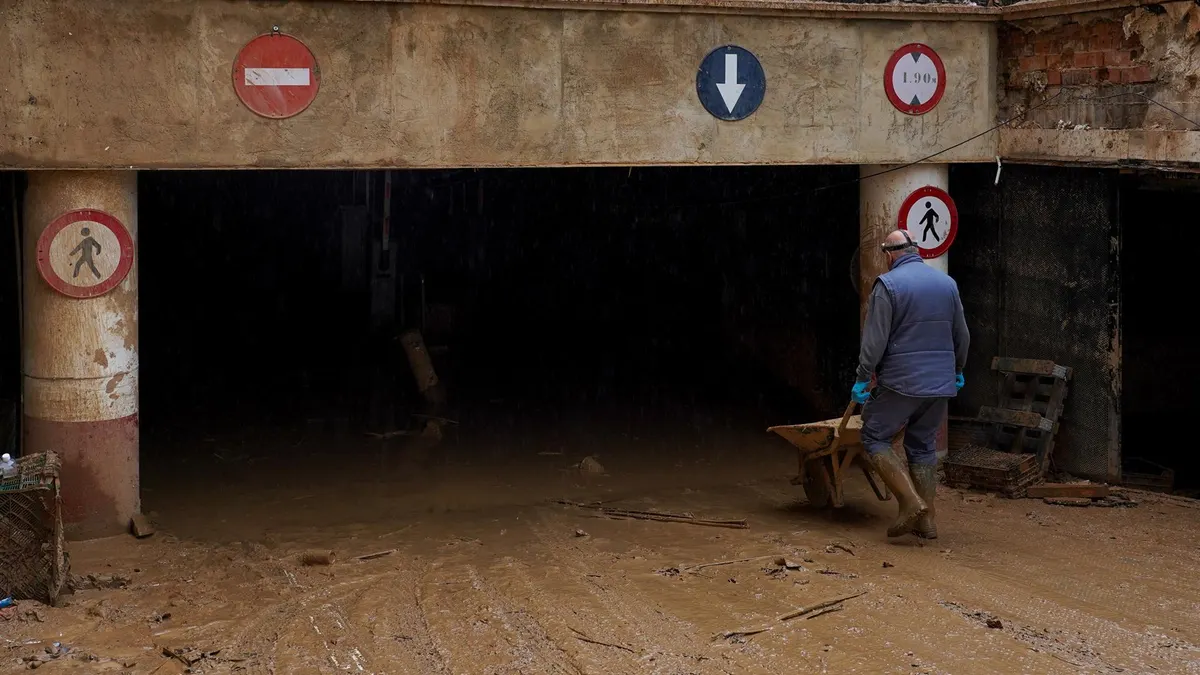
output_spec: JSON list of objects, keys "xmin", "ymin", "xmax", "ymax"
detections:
[
  {"xmin": 23, "ymin": 171, "xmax": 139, "ymax": 539},
  {"xmin": 859, "ymin": 164, "xmax": 950, "ymax": 462}
]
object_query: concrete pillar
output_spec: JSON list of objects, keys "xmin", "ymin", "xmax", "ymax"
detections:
[
  {"xmin": 23, "ymin": 171, "xmax": 139, "ymax": 539},
  {"xmin": 859, "ymin": 164, "xmax": 950, "ymax": 462}
]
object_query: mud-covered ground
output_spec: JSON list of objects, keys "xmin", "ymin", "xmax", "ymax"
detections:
[{"xmin": 3, "ymin": 421, "xmax": 1199, "ymax": 674}]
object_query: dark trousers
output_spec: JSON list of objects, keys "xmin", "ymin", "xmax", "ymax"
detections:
[{"xmin": 860, "ymin": 387, "xmax": 947, "ymax": 467}]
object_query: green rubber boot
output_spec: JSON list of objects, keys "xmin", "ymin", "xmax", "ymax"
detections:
[
  {"xmin": 867, "ymin": 449, "xmax": 928, "ymax": 538},
  {"xmin": 909, "ymin": 463, "xmax": 938, "ymax": 539}
]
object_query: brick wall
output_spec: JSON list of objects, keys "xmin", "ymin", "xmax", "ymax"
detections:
[
  {"xmin": 998, "ymin": 16, "xmax": 1160, "ymax": 129},
  {"xmin": 1002, "ymin": 19, "xmax": 1152, "ymax": 90}
]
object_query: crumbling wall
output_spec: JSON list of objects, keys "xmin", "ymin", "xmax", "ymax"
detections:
[
  {"xmin": 951, "ymin": 164, "xmax": 1120, "ymax": 481},
  {"xmin": 999, "ymin": 5, "xmax": 1200, "ymax": 131}
]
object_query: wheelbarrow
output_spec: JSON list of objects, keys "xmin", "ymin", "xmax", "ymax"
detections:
[{"xmin": 767, "ymin": 402, "xmax": 892, "ymax": 508}]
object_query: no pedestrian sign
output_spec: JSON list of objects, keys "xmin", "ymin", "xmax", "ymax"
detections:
[
  {"xmin": 696, "ymin": 45, "xmax": 766, "ymax": 121},
  {"xmin": 884, "ymin": 43, "xmax": 946, "ymax": 116},
  {"xmin": 897, "ymin": 186, "xmax": 958, "ymax": 259},
  {"xmin": 233, "ymin": 32, "xmax": 321, "ymax": 119},
  {"xmin": 36, "ymin": 209, "xmax": 134, "ymax": 299}
]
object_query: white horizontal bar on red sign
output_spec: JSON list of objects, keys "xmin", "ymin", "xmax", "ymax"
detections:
[{"xmin": 244, "ymin": 68, "xmax": 311, "ymax": 87}]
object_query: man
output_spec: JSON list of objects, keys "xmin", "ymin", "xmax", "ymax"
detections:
[{"xmin": 852, "ymin": 229, "xmax": 969, "ymax": 539}]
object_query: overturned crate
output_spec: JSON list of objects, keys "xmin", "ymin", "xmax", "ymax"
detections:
[
  {"xmin": 0, "ymin": 452, "xmax": 69, "ymax": 604},
  {"xmin": 944, "ymin": 444, "xmax": 1041, "ymax": 498}
]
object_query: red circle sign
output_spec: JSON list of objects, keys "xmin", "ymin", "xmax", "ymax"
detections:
[
  {"xmin": 897, "ymin": 186, "xmax": 958, "ymax": 259},
  {"xmin": 232, "ymin": 33, "xmax": 321, "ymax": 119},
  {"xmin": 884, "ymin": 43, "xmax": 946, "ymax": 116},
  {"xmin": 36, "ymin": 209, "xmax": 135, "ymax": 299}
]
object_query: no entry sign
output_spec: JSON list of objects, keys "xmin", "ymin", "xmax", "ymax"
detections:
[
  {"xmin": 884, "ymin": 43, "xmax": 946, "ymax": 116},
  {"xmin": 897, "ymin": 186, "xmax": 957, "ymax": 259},
  {"xmin": 36, "ymin": 209, "xmax": 134, "ymax": 299},
  {"xmin": 232, "ymin": 32, "xmax": 321, "ymax": 119}
]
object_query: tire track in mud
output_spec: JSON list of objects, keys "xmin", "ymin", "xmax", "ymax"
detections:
[
  {"xmin": 519, "ymin": 509, "xmax": 770, "ymax": 675},
  {"xmin": 195, "ymin": 561, "xmax": 445, "ymax": 675},
  {"xmin": 416, "ymin": 549, "xmax": 586, "ymax": 675}
]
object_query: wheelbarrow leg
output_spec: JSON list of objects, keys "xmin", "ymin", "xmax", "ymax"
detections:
[{"xmin": 827, "ymin": 454, "xmax": 844, "ymax": 508}]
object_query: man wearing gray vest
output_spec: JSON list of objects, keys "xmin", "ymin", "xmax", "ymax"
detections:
[{"xmin": 852, "ymin": 229, "xmax": 969, "ymax": 539}]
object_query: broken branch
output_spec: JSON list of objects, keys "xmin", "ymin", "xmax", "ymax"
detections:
[
  {"xmin": 568, "ymin": 626, "xmax": 636, "ymax": 654},
  {"xmin": 777, "ymin": 591, "xmax": 867, "ymax": 622},
  {"xmin": 805, "ymin": 605, "xmax": 844, "ymax": 620},
  {"xmin": 713, "ymin": 627, "xmax": 773, "ymax": 641}
]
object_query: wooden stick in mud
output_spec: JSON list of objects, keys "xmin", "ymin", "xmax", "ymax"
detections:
[
  {"xmin": 681, "ymin": 555, "xmax": 779, "ymax": 573},
  {"xmin": 805, "ymin": 605, "xmax": 844, "ymax": 620},
  {"xmin": 355, "ymin": 549, "xmax": 397, "ymax": 561},
  {"xmin": 713, "ymin": 627, "xmax": 773, "ymax": 641},
  {"xmin": 569, "ymin": 626, "xmax": 637, "ymax": 654},
  {"xmin": 554, "ymin": 500, "xmax": 748, "ymax": 529},
  {"xmin": 777, "ymin": 591, "xmax": 867, "ymax": 622}
]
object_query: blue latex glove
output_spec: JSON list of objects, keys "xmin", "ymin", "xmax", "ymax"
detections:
[
  {"xmin": 955, "ymin": 373, "xmax": 965, "ymax": 391},
  {"xmin": 851, "ymin": 381, "xmax": 871, "ymax": 404}
]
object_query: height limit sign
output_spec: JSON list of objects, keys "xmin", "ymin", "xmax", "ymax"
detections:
[{"xmin": 884, "ymin": 43, "xmax": 946, "ymax": 116}]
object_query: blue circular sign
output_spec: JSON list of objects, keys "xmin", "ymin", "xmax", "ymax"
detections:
[{"xmin": 696, "ymin": 45, "xmax": 766, "ymax": 121}]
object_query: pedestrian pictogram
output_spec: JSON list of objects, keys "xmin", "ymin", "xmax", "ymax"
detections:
[
  {"xmin": 232, "ymin": 31, "xmax": 321, "ymax": 119},
  {"xmin": 696, "ymin": 45, "xmax": 766, "ymax": 121},
  {"xmin": 36, "ymin": 210, "xmax": 134, "ymax": 299},
  {"xmin": 884, "ymin": 43, "xmax": 946, "ymax": 116},
  {"xmin": 897, "ymin": 186, "xmax": 957, "ymax": 259}
]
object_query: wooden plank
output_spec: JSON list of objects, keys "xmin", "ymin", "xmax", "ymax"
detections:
[
  {"xmin": 1027, "ymin": 483, "xmax": 1110, "ymax": 499},
  {"xmin": 1035, "ymin": 376, "xmax": 1069, "ymax": 475},
  {"xmin": 991, "ymin": 357, "xmax": 1057, "ymax": 376},
  {"xmin": 979, "ymin": 406, "xmax": 1052, "ymax": 431}
]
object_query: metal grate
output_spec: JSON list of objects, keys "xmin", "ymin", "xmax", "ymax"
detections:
[
  {"xmin": 0, "ymin": 452, "xmax": 69, "ymax": 604},
  {"xmin": 951, "ymin": 165, "xmax": 1118, "ymax": 480}
]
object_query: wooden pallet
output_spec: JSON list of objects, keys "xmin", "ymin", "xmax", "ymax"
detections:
[{"xmin": 983, "ymin": 357, "xmax": 1072, "ymax": 476}]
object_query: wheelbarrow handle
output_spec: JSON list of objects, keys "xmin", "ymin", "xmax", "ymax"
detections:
[{"xmin": 828, "ymin": 400, "xmax": 858, "ymax": 455}]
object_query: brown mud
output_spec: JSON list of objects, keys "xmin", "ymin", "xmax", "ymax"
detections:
[{"xmin": 3, "ymin": 424, "xmax": 1198, "ymax": 674}]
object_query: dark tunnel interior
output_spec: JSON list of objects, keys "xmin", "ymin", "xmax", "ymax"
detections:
[
  {"xmin": 1118, "ymin": 174, "xmax": 1196, "ymax": 489},
  {"xmin": 2, "ymin": 168, "xmax": 1193, "ymax": 491},
  {"xmin": 131, "ymin": 168, "xmax": 862, "ymax": 468}
]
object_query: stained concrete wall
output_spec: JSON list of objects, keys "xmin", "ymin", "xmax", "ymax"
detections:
[{"xmin": 0, "ymin": 0, "xmax": 996, "ymax": 168}]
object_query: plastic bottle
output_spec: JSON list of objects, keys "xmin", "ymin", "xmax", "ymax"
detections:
[{"xmin": 0, "ymin": 453, "xmax": 15, "ymax": 479}]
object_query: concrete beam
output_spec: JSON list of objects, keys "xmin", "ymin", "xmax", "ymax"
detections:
[
  {"xmin": 999, "ymin": 128, "xmax": 1200, "ymax": 171},
  {"xmin": 0, "ymin": 0, "xmax": 997, "ymax": 169}
]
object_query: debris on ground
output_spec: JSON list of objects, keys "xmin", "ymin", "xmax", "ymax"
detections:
[
  {"xmin": 355, "ymin": 549, "xmax": 396, "ymax": 561},
  {"xmin": 576, "ymin": 456, "xmax": 607, "ymax": 475},
  {"xmin": 130, "ymin": 513, "xmax": 155, "ymax": 538},
  {"xmin": 555, "ymin": 500, "xmax": 748, "ymax": 529},
  {"xmin": 714, "ymin": 626, "xmax": 772, "ymax": 643},
  {"xmin": 74, "ymin": 573, "xmax": 131, "ymax": 590},
  {"xmin": 298, "ymin": 550, "xmax": 335, "ymax": 566},
  {"xmin": 573, "ymin": 529, "xmax": 588, "ymax": 537},
  {"xmin": 1042, "ymin": 493, "xmax": 1138, "ymax": 508},
  {"xmin": 778, "ymin": 591, "xmax": 867, "ymax": 621},
  {"xmin": 1027, "ymin": 483, "xmax": 1110, "ymax": 499},
  {"xmin": 1044, "ymin": 497, "xmax": 1093, "ymax": 507},
  {"xmin": 826, "ymin": 542, "xmax": 855, "ymax": 556}
]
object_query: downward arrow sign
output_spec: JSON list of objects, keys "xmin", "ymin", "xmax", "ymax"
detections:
[{"xmin": 716, "ymin": 53, "xmax": 745, "ymax": 113}]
